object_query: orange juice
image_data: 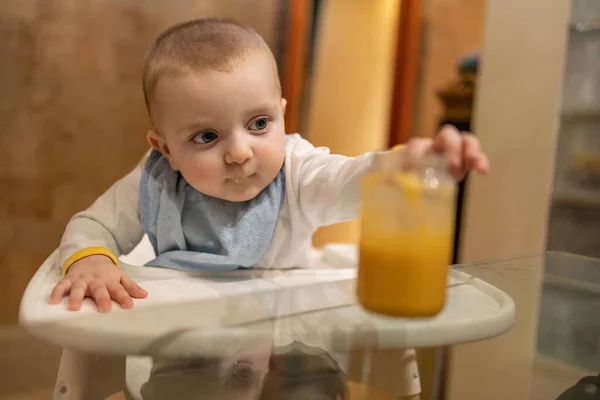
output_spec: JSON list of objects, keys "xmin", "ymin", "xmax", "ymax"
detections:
[{"xmin": 356, "ymin": 166, "xmax": 456, "ymax": 317}]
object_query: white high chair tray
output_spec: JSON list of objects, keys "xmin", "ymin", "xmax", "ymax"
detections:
[{"xmin": 20, "ymin": 241, "xmax": 515, "ymax": 357}]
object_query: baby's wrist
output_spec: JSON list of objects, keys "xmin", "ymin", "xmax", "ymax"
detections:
[
  {"xmin": 67, "ymin": 254, "xmax": 115, "ymax": 273},
  {"xmin": 68, "ymin": 254, "xmax": 116, "ymax": 273},
  {"xmin": 76, "ymin": 254, "xmax": 115, "ymax": 265},
  {"xmin": 369, "ymin": 147, "xmax": 406, "ymax": 173},
  {"xmin": 62, "ymin": 247, "xmax": 119, "ymax": 275}
]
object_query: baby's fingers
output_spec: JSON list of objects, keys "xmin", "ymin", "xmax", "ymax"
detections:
[
  {"xmin": 463, "ymin": 135, "xmax": 489, "ymax": 175},
  {"xmin": 474, "ymin": 153, "xmax": 490, "ymax": 174},
  {"xmin": 89, "ymin": 281, "xmax": 112, "ymax": 312},
  {"xmin": 107, "ymin": 281, "xmax": 134, "ymax": 309},
  {"xmin": 121, "ymin": 275, "xmax": 148, "ymax": 299},
  {"xmin": 68, "ymin": 281, "xmax": 88, "ymax": 311},
  {"xmin": 433, "ymin": 125, "xmax": 462, "ymax": 171},
  {"xmin": 49, "ymin": 279, "xmax": 72, "ymax": 304}
]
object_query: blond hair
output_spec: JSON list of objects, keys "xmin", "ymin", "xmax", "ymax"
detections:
[{"xmin": 142, "ymin": 18, "xmax": 272, "ymax": 115}]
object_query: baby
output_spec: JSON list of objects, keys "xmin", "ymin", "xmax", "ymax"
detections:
[
  {"xmin": 48, "ymin": 17, "xmax": 488, "ymax": 399},
  {"xmin": 49, "ymin": 17, "xmax": 488, "ymax": 312}
]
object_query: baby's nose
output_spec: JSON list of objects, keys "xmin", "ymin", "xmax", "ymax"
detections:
[{"xmin": 225, "ymin": 141, "xmax": 253, "ymax": 164}]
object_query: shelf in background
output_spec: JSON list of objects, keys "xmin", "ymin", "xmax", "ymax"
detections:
[
  {"xmin": 570, "ymin": 20, "xmax": 600, "ymax": 32},
  {"xmin": 561, "ymin": 109, "xmax": 600, "ymax": 121},
  {"xmin": 552, "ymin": 187, "xmax": 600, "ymax": 210}
]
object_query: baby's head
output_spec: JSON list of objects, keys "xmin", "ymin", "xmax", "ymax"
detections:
[{"xmin": 143, "ymin": 18, "xmax": 287, "ymax": 202}]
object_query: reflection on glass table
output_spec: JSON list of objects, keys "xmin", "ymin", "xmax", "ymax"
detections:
[
  {"xmin": 451, "ymin": 252, "xmax": 599, "ymax": 400},
  {"xmin": 18, "ymin": 249, "xmax": 600, "ymax": 400}
]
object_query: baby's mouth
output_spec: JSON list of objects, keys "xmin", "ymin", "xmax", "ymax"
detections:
[{"xmin": 231, "ymin": 173, "xmax": 255, "ymax": 185}]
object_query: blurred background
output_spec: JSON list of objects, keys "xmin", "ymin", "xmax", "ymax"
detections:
[{"xmin": 2, "ymin": 0, "xmax": 600, "ymax": 398}]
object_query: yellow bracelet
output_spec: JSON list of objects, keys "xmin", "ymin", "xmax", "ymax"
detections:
[{"xmin": 61, "ymin": 247, "xmax": 119, "ymax": 276}]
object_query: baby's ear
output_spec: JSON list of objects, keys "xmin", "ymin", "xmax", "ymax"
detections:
[
  {"xmin": 146, "ymin": 130, "xmax": 178, "ymax": 171},
  {"xmin": 281, "ymin": 98, "xmax": 287, "ymax": 115}
]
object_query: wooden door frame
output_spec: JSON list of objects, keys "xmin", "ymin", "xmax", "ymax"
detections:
[
  {"xmin": 282, "ymin": 0, "xmax": 311, "ymax": 134},
  {"xmin": 388, "ymin": 0, "xmax": 423, "ymax": 146}
]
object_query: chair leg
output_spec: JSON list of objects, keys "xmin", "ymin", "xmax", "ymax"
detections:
[
  {"xmin": 54, "ymin": 348, "xmax": 126, "ymax": 400},
  {"xmin": 415, "ymin": 347, "xmax": 446, "ymax": 400},
  {"xmin": 347, "ymin": 347, "xmax": 422, "ymax": 398}
]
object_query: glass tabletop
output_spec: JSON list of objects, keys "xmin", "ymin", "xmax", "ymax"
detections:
[
  {"xmin": 449, "ymin": 251, "xmax": 599, "ymax": 400},
  {"xmin": 6, "ymin": 251, "xmax": 600, "ymax": 400}
]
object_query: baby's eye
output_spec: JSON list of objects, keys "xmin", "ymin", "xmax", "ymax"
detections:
[
  {"xmin": 193, "ymin": 130, "xmax": 218, "ymax": 144},
  {"xmin": 248, "ymin": 117, "xmax": 270, "ymax": 131}
]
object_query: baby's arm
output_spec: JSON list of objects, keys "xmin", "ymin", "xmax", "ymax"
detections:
[
  {"xmin": 286, "ymin": 135, "xmax": 384, "ymax": 230},
  {"xmin": 59, "ymin": 160, "xmax": 145, "ymax": 270},
  {"xmin": 289, "ymin": 126, "xmax": 489, "ymax": 231},
  {"xmin": 49, "ymin": 154, "xmax": 149, "ymax": 311}
]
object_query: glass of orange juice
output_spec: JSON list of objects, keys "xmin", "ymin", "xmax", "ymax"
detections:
[{"xmin": 356, "ymin": 150, "xmax": 456, "ymax": 317}]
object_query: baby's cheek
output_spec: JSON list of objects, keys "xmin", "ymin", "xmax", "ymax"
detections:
[
  {"xmin": 181, "ymin": 160, "xmax": 223, "ymax": 187},
  {"xmin": 260, "ymin": 136, "xmax": 286, "ymax": 164}
]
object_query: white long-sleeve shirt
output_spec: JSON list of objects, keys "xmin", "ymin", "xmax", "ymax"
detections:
[{"xmin": 59, "ymin": 134, "xmax": 381, "ymax": 271}]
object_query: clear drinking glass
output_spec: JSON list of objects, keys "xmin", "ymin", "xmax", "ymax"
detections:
[{"xmin": 356, "ymin": 151, "xmax": 457, "ymax": 317}]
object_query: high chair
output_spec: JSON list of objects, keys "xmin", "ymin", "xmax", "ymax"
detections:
[{"xmin": 19, "ymin": 238, "xmax": 515, "ymax": 400}]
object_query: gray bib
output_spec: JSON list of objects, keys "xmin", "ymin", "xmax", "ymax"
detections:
[{"xmin": 139, "ymin": 149, "xmax": 285, "ymax": 271}]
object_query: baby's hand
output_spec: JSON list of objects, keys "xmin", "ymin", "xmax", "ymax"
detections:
[
  {"xmin": 403, "ymin": 125, "xmax": 489, "ymax": 181},
  {"xmin": 48, "ymin": 255, "xmax": 147, "ymax": 312}
]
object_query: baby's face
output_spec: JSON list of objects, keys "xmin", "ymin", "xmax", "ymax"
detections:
[{"xmin": 149, "ymin": 52, "xmax": 286, "ymax": 202}]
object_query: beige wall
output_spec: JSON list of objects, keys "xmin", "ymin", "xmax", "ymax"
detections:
[
  {"xmin": 0, "ymin": 0, "xmax": 280, "ymax": 324},
  {"xmin": 458, "ymin": 0, "xmax": 569, "ymax": 263},
  {"xmin": 416, "ymin": 0, "xmax": 486, "ymax": 138},
  {"xmin": 447, "ymin": 0, "xmax": 570, "ymax": 399},
  {"xmin": 304, "ymin": 0, "xmax": 400, "ymax": 246}
]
